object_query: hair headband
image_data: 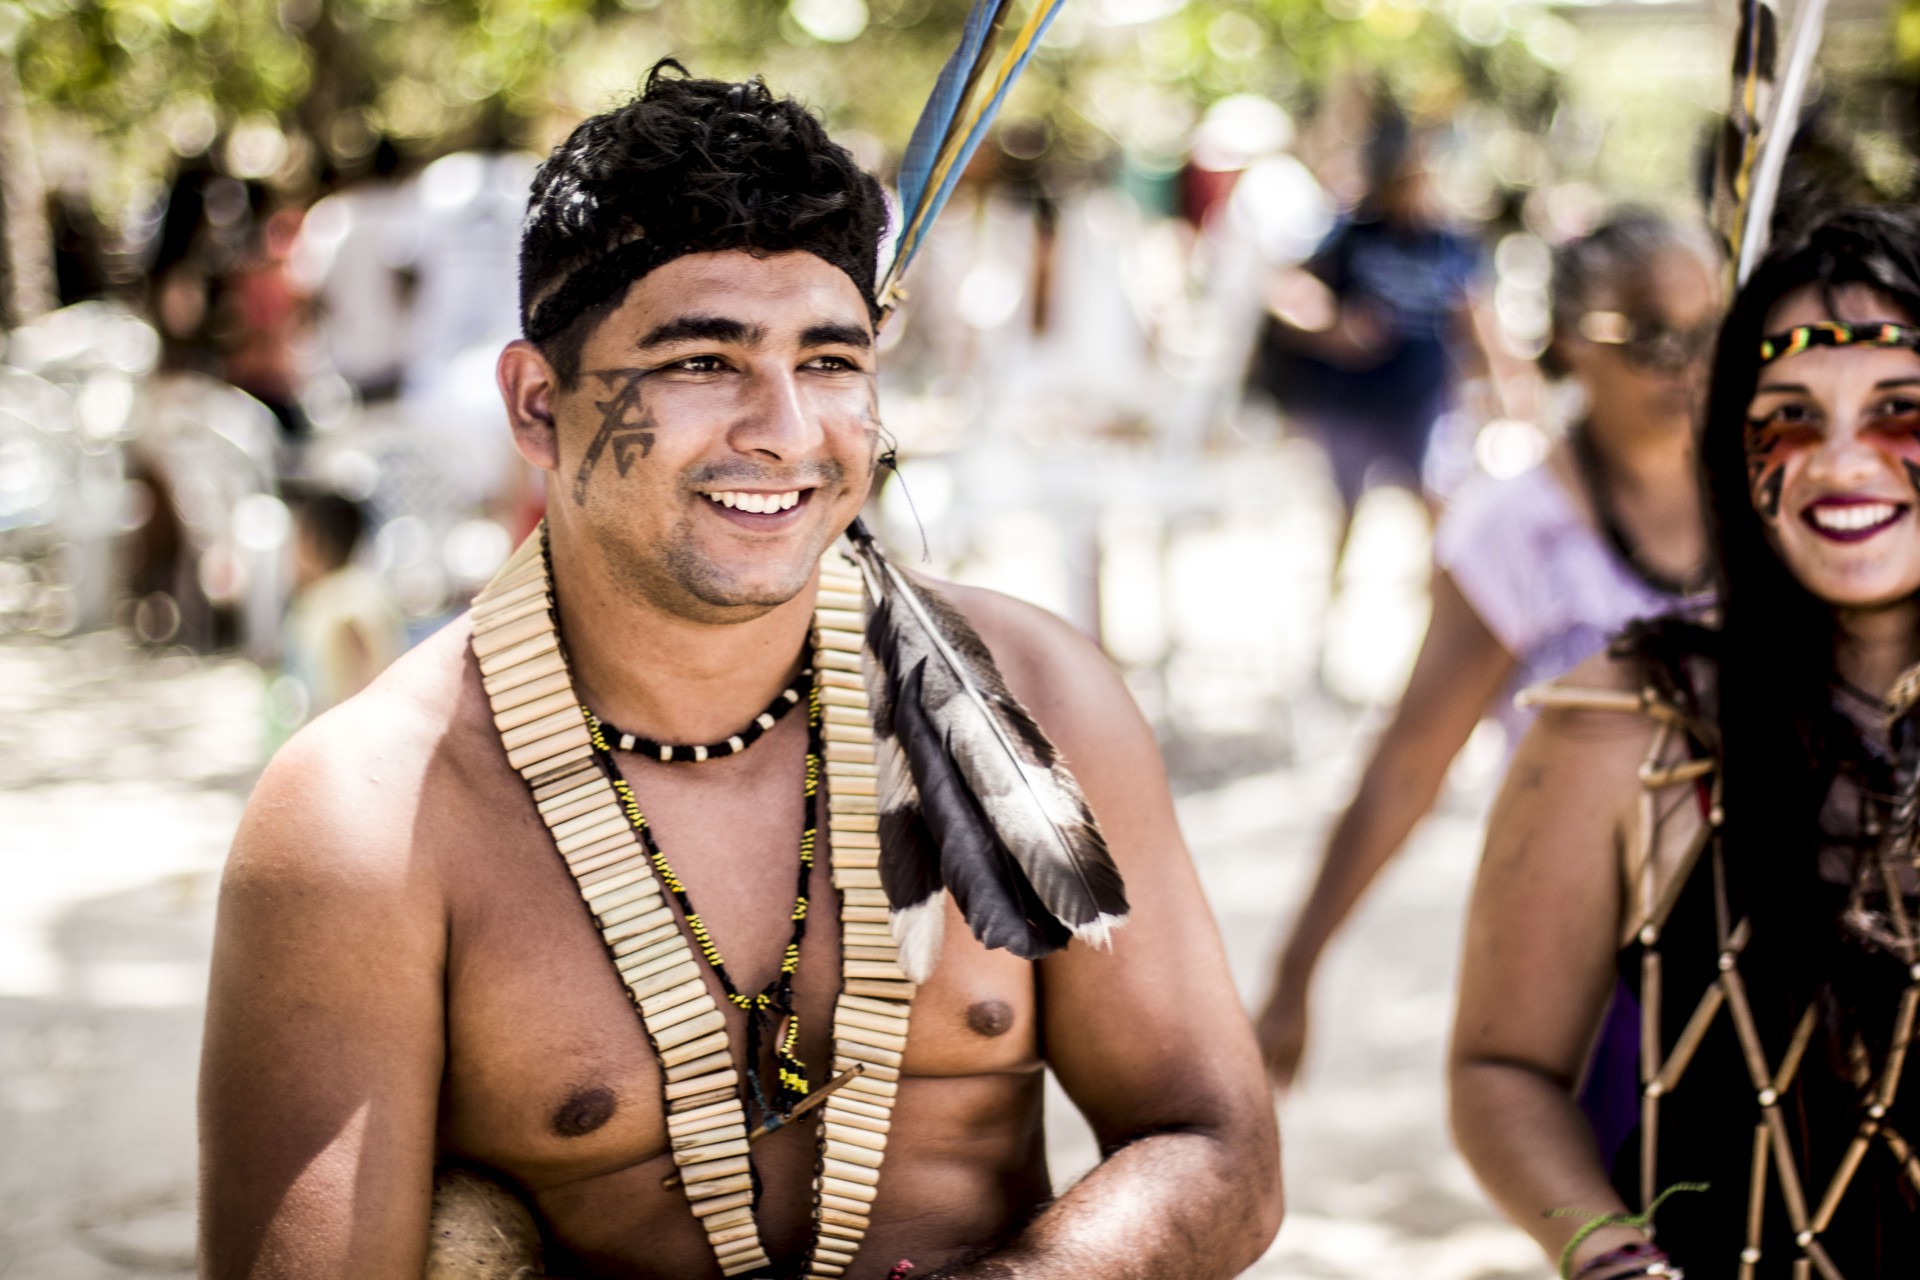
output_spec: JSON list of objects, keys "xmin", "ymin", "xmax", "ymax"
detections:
[
  {"xmin": 522, "ymin": 237, "xmax": 882, "ymax": 346},
  {"xmin": 523, "ymin": 239, "xmax": 684, "ymax": 346},
  {"xmin": 1757, "ymin": 320, "xmax": 1920, "ymax": 365}
]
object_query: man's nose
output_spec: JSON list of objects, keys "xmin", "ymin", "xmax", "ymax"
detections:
[{"xmin": 729, "ymin": 366, "xmax": 822, "ymax": 459}]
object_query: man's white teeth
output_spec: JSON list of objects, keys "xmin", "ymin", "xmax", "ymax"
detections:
[
  {"xmin": 1811, "ymin": 502, "xmax": 1900, "ymax": 532},
  {"xmin": 706, "ymin": 491, "xmax": 800, "ymax": 513}
]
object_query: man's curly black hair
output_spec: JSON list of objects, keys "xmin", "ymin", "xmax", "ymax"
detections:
[{"xmin": 519, "ymin": 60, "xmax": 889, "ymax": 387}]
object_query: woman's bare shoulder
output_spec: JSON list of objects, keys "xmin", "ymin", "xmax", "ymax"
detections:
[
  {"xmin": 1517, "ymin": 648, "xmax": 1667, "ymax": 737},
  {"xmin": 1498, "ymin": 649, "xmax": 1665, "ymax": 829}
]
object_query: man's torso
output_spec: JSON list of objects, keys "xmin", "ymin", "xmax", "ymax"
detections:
[{"xmin": 391, "ymin": 618, "xmax": 1057, "ymax": 1277}]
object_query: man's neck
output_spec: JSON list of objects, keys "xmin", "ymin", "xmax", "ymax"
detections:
[{"xmin": 546, "ymin": 537, "xmax": 820, "ymax": 747}]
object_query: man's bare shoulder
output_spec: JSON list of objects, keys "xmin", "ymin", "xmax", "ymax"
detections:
[
  {"xmin": 927, "ymin": 580, "xmax": 1125, "ymax": 737},
  {"xmin": 920, "ymin": 579, "xmax": 1178, "ymax": 847},
  {"xmin": 230, "ymin": 618, "xmax": 495, "ymax": 896}
]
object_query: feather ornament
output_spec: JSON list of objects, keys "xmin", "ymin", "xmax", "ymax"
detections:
[
  {"xmin": 1712, "ymin": 0, "xmax": 1829, "ymax": 288},
  {"xmin": 845, "ymin": 521, "xmax": 1128, "ymax": 977},
  {"xmin": 877, "ymin": 0, "xmax": 1069, "ymax": 318},
  {"xmin": 862, "ymin": 626, "xmax": 948, "ymax": 980},
  {"xmin": 892, "ymin": 0, "xmax": 1014, "ymax": 235}
]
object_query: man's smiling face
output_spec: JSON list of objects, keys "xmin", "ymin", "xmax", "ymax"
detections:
[{"xmin": 539, "ymin": 249, "xmax": 880, "ymax": 619}]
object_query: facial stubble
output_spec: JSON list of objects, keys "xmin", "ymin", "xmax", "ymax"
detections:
[{"xmin": 577, "ymin": 376, "xmax": 881, "ymax": 619}]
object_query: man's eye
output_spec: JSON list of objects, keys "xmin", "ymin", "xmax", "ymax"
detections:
[
  {"xmin": 673, "ymin": 355, "xmax": 728, "ymax": 373},
  {"xmin": 807, "ymin": 355, "xmax": 861, "ymax": 372},
  {"xmin": 1871, "ymin": 396, "xmax": 1920, "ymax": 422}
]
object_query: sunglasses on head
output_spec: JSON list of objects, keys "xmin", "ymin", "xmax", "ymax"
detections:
[{"xmin": 1576, "ymin": 311, "xmax": 1718, "ymax": 372}]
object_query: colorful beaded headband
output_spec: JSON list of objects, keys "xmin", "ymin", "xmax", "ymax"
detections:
[{"xmin": 1757, "ymin": 320, "xmax": 1920, "ymax": 365}]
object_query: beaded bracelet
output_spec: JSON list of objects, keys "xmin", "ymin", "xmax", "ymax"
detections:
[
  {"xmin": 1552, "ymin": 1183, "xmax": 1705, "ymax": 1279},
  {"xmin": 1573, "ymin": 1242, "xmax": 1672, "ymax": 1280}
]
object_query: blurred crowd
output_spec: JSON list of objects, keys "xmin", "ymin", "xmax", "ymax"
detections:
[
  {"xmin": 1, "ymin": 123, "xmax": 549, "ymax": 731},
  {"xmin": 0, "ymin": 77, "xmax": 1646, "ymax": 747}
]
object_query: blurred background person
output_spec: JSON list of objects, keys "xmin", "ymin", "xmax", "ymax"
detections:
[
  {"xmin": 281, "ymin": 488, "xmax": 404, "ymax": 719},
  {"xmin": 1251, "ymin": 114, "xmax": 1508, "ymax": 557},
  {"xmin": 213, "ymin": 189, "xmax": 311, "ymax": 442},
  {"xmin": 400, "ymin": 139, "xmax": 541, "ymax": 523},
  {"xmin": 291, "ymin": 137, "xmax": 417, "ymax": 405},
  {"xmin": 1254, "ymin": 209, "xmax": 1720, "ymax": 1117}
]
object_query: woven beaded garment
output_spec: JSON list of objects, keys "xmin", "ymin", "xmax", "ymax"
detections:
[
  {"xmin": 1521, "ymin": 671, "xmax": 1920, "ymax": 1280},
  {"xmin": 470, "ymin": 526, "xmax": 913, "ymax": 1279}
]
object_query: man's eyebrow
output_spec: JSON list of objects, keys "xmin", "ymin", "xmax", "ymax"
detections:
[
  {"xmin": 1874, "ymin": 377, "xmax": 1920, "ymax": 390},
  {"xmin": 799, "ymin": 322, "xmax": 872, "ymax": 350},
  {"xmin": 1753, "ymin": 381, "xmax": 1811, "ymax": 396},
  {"xmin": 637, "ymin": 316, "xmax": 764, "ymax": 349}
]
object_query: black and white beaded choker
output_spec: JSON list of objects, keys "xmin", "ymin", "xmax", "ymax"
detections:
[{"xmin": 585, "ymin": 662, "xmax": 813, "ymax": 762}]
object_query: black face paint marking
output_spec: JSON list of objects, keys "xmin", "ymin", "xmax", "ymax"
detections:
[
  {"xmin": 1757, "ymin": 465, "xmax": 1785, "ymax": 521},
  {"xmin": 612, "ymin": 433, "xmax": 652, "ymax": 477},
  {"xmin": 551, "ymin": 1085, "xmax": 617, "ymax": 1138},
  {"xmin": 1745, "ymin": 415, "xmax": 1793, "ymax": 523},
  {"xmin": 572, "ymin": 368, "xmax": 656, "ymax": 506}
]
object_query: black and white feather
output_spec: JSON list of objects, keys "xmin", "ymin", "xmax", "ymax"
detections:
[{"xmin": 845, "ymin": 520, "xmax": 1127, "ymax": 981}]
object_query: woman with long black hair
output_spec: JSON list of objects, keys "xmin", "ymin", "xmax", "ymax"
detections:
[{"xmin": 1452, "ymin": 205, "xmax": 1920, "ymax": 1278}]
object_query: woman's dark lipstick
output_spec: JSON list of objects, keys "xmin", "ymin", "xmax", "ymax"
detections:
[{"xmin": 1800, "ymin": 495, "xmax": 1910, "ymax": 543}]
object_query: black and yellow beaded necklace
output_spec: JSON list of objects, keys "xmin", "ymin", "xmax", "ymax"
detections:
[{"xmin": 582, "ymin": 673, "xmax": 824, "ymax": 1122}]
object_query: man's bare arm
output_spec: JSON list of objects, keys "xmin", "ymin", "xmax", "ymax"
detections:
[
  {"xmin": 937, "ymin": 589, "xmax": 1284, "ymax": 1280},
  {"xmin": 198, "ymin": 706, "xmax": 447, "ymax": 1280},
  {"xmin": 1448, "ymin": 652, "xmax": 1651, "ymax": 1272}
]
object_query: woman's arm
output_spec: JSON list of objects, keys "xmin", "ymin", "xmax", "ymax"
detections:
[
  {"xmin": 1448, "ymin": 652, "xmax": 1654, "ymax": 1274},
  {"xmin": 1256, "ymin": 570, "xmax": 1515, "ymax": 1087}
]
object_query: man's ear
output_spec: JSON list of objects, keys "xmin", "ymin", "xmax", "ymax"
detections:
[{"xmin": 498, "ymin": 340, "xmax": 561, "ymax": 471}]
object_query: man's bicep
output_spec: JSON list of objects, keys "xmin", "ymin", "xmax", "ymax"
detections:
[
  {"xmin": 1010, "ymin": 628, "xmax": 1268, "ymax": 1143},
  {"xmin": 199, "ymin": 750, "xmax": 445, "ymax": 1280},
  {"xmin": 1038, "ymin": 837, "xmax": 1264, "ymax": 1147}
]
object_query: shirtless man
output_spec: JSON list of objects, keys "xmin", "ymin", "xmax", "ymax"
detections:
[{"xmin": 198, "ymin": 66, "xmax": 1281, "ymax": 1280}]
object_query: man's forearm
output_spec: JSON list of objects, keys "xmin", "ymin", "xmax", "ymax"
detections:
[{"xmin": 933, "ymin": 1127, "xmax": 1281, "ymax": 1280}]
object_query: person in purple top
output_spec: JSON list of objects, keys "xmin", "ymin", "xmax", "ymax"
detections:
[{"xmin": 1257, "ymin": 211, "xmax": 1722, "ymax": 1154}]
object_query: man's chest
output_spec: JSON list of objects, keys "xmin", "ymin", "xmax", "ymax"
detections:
[{"xmin": 430, "ymin": 760, "xmax": 1044, "ymax": 1194}]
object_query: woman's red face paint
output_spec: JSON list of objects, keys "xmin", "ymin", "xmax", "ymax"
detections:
[
  {"xmin": 1744, "ymin": 402, "xmax": 1817, "ymax": 521},
  {"xmin": 1861, "ymin": 394, "xmax": 1920, "ymax": 499}
]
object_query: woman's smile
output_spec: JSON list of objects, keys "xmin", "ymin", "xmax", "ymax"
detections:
[{"xmin": 1799, "ymin": 494, "xmax": 1911, "ymax": 543}]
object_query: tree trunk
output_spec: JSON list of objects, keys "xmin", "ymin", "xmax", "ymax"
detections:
[{"xmin": 0, "ymin": 49, "xmax": 54, "ymax": 328}]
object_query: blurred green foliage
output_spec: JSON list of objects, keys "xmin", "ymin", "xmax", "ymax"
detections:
[{"xmin": 4, "ymin": 0, "xmax": 1575, "ymax": 201}]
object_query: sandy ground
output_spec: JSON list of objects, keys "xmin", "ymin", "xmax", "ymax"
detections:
[{"xmin": 0, "ymin": 625, "xmax": 1549, "ymax": 1279}]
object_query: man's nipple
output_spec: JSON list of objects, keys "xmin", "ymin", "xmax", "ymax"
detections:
[
  {"xmin": 966, "ymin": 1000, "xmax": 1014, "ymax": 1038},
  {"xmin": 551, "ymin": 1086, "xmax": 618, "ymax": 1138}
]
